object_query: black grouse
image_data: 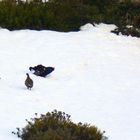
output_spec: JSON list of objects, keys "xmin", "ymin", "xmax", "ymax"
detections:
[
  {"xmin": 25, "ymin": 73, "xmax": 33, "ymax": 90},
  {"xmin": 29, "ymin": 64, "xmax": 55, "ymax": 77}
]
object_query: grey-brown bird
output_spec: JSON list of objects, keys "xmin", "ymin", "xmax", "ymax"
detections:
[{"xmin": 25, "ymin": 73, "xmax": 33, "ymax": 90}]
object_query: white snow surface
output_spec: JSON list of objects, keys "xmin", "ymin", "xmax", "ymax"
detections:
[{"xmin": 0, "ymin": 23, "xmax": 140, "ymax": 140}]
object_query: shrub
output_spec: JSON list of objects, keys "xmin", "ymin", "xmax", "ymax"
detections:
[
  {"xmin": 0, "ymin": 0, "xmax": 139, "ymax": 34},
  {"xmin": 13, "ymin": 110, "xmax": 107, "ymax": 140}
]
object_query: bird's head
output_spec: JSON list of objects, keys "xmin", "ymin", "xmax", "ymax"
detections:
[{"xmin": 29, "ymin": 67, "xmax": 33, "ymax": 71}]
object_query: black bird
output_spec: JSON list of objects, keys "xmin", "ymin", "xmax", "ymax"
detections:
[
  {"xmin": 29, "ymin": 65, "xmax": 55, "ymax": 77},
  {"xmin": 25, "ymin": 73, "xmax": 33, "ymax": 90}
]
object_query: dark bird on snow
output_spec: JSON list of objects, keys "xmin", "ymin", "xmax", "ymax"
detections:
[
  {"xmin": 25, "ymin": 73, "xmax": 33, "ymax": 90},
  {"xmin": 29, "ymin": 64, "xmax": 55, "ymax": 77}
]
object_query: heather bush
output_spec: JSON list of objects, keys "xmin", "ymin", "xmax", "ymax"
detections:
[{"xmin": 13, "ymin": 110, "xmax": 107, "ymax": 140}]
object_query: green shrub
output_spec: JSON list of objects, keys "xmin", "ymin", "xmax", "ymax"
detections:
[
  {"xmin": 0, "ymin": 0, "xmax": 139, "ymax": 34},
  {"xmin": 13, "ymin": 110, "xmax": 107, "ymax": 140}
]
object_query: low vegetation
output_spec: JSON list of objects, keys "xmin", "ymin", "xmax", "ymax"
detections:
[
  {"xmin": 12, "ymin": 109, "xmax": 107, "ymax": 140},
  {"xmin": 0, "ymin": 0, "xmax": 139, "ymax": 36}
]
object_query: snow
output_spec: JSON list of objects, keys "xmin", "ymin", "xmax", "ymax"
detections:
[{"xmin": 0, "ymin": 23, "xmax": 140, "ymax": 140}]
